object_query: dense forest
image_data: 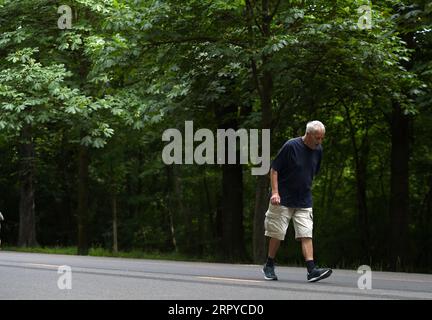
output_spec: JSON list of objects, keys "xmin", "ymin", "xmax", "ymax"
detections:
[{"xmin": 0, "ymin": 0, "xmax": 431, "ymax": 272}]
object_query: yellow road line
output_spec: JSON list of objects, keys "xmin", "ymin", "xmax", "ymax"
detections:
[
  {"xmin": 26, "ymin": 263, "xmax": 60, "ymax": 269},
  {"xmin": 197, "ymin": 276, "xmax": 263, "ymax": 283}
]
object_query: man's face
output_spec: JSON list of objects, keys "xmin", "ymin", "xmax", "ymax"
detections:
[{"xmin": 310, "ymin": 130, "xmax": 325, "ymax": 149}]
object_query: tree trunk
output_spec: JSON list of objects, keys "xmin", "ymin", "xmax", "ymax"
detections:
[
  {"xmin": 59, "ymin": 131, "xmax": 75, "ymax": 245},
  {"xmin": 253, "ymin": 175, "xmax": 269, "ymax": 263},
  {"xmin": 221, "ymin": 162, "xmax": 246, "ymax": 261},
  {"xmin": 344, "ymin": 105, "xmax": 370, "ymax": 261},
  {"xmin": 355, "ymin": 149, "xmax": 370, "ymax": 261},
  {"xmin": 112, "ymin": 193, "xmax": 118, "ymax": 254},
  {"xmin": 248, "ymin": 0, "xmax": 275, "ymax": 264},
  {"xmin": 18, "ymin": 125, "xmax": 38, "ymax": 247},
  {"xmin": 77, "ymin": 144, "xmax": 90, "ymax": 255},
  {"xmin": 166, "ymin": 165, "xmax": 182, "ymax": 252},
  {"xmin": 168, "ymin": 208, "xmax": 177, "ymax": 252},
  {"xmin": 215, "ymin": 102, "xmax": 246, "ymax": 261},
  {"xmin": 389, "ymin": 101, "xmax": 410, "ymax": 270},
  {"xmin": 421, "ymin": 176, "xmax": 432, "ymax": 225},
  {"xmin": 202, "ymin": 172, "xmax": 215, "ymax": 249},
  {"xmin": 252, "ymin": 64, "xmax": 273, "ymax": 263}
]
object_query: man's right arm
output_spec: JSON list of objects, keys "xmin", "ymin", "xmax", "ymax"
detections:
[{"xmin": 270, "ymin": 168, "xmax": 280, "ymax": 205}]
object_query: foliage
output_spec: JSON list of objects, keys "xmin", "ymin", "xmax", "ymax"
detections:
[{"xmin": 0, "ymin": 0, "xmax": 430, "ymax": 271}]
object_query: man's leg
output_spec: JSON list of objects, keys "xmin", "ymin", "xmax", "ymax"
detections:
[
  {"xmin": 300, "ymin": 237, "xmax": 317, "ymax": 275},
  {"xmin": 263, "ymin": 237, "xmax": 280, "ymax": 280},
  {"xmin": 262, "ymin": 204, "xmax": 291, "ymax": 280},
  {"xmin": 301, "ymin": 238, "xmax": 313, "ymax": 261},
  {"xmin": 264, "ymin": 237, "xmax": 281, "ymax": 269},
  {"xmin": 299, "ymin": 237, "xmax": 332, "ymax": 282},
  {"xmin": 268, "ymin": 237, "xmax": 281, "ymax": 259},
  {"xmin": 300, "ymin": 237, "xmax": 313, "ymax": 261},
  {"xmin": 294, "ymin": 209, "xmax": 332, "ymax": 282},
  {"xmin": 300, "ymin": 237, "xmax": 315, "ymax": 270}
]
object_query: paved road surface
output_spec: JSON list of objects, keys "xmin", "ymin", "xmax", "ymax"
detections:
[{"xmin": 1, "ymin": 251, "xmax": 431, "ymax": 300}]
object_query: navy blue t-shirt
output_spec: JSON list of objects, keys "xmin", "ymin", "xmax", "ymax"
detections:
[{"xmin": 271, "ymin": 137, "xmax": 322, "ymax": 208}]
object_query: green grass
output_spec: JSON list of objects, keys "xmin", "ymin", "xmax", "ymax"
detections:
[
  {"xmin": 3, "ymin": 246, "xmax": 430, "ymax": 273},
  {"xmin": 1, "ymin": 245, "xmax": 219, "ymax": 263},
  {"xmin": 2, "ymin": 246, "xmax": 78, "ymax": 255}
]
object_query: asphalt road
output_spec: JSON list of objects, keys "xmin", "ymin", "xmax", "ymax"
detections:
[{"xmin": 0, "ymin": 251, "xmax": 431, "ymax": 300}]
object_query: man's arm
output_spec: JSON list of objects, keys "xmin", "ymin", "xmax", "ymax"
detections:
[{"xmin": 270, "ymin": 168, "xmax": 280, "ymax": 205}]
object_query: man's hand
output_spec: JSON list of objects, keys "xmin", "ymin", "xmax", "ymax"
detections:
[{"xmin": 270, "ymin": 193, "xmax": 280, "ymax": 205}]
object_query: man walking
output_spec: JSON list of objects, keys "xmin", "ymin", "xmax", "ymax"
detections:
[{"xmin": 262, "ymin": 121, "xmax": 332, "ymax": 282}]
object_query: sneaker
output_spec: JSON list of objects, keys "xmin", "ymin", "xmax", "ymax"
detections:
[
  {"xmin": 307, "ymin": 267, "xmax": 332, "ymax": 282},
  {"xmin": 262, "ymin": 264, "xmax": 278, "ymax": 280}
]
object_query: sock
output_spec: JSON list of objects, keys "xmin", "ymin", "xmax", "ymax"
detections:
[
  {"xmin": 306, "ymin": 260, "xmax": 315, "ymax": 273},
  {"xmin": 266, "ymin": 257, "xmax": 275, "ymax": 267}
]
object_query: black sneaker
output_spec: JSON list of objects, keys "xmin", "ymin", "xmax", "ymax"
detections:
[
  {"xmin": 262, "ymin": 264, "xmax": 278, "ymax": 280},
  {"xmin": 307, "ymin": 267, "xmax": 332, "ymax": 282}
]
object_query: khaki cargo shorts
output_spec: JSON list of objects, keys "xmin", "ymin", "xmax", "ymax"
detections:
[{"xmin": 264, "ymin": 202, "xmax": 313, "ymax": 240}]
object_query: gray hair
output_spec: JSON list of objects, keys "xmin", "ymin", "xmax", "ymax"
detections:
[{"xmin": 306, "ymin": 120, "xmax": 325, "ymax": 134}]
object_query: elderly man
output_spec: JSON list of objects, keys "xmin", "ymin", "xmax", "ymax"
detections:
[{"xmin": 262, "ymin": 121, "xmax": 332, "ymax": 282}]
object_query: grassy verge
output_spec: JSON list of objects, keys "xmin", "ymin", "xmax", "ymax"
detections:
[{"xmin": 1, "ymin": 246, "xmax": 218, "ymax": 263}]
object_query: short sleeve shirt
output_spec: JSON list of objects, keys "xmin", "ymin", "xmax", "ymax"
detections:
[{"xmin": 271, "ymin": 137, "xmax": 322, "ymax": 208}]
